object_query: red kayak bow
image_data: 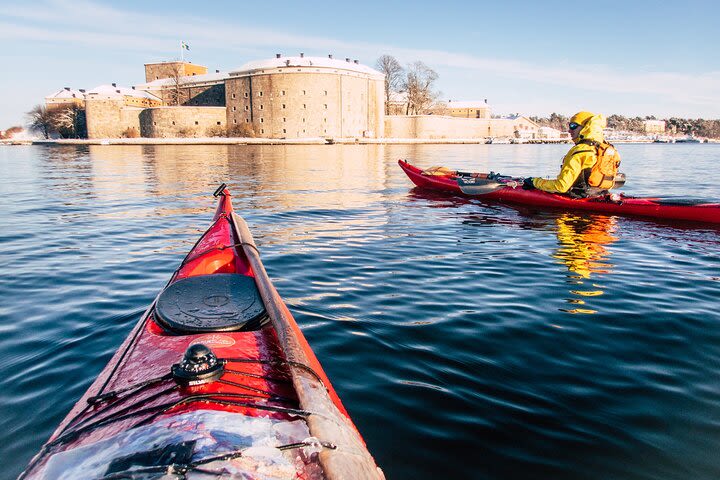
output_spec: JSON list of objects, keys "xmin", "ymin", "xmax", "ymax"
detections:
[{"xmin": 21, "ymin": 184, "xmax": 384, "ymax": 480}]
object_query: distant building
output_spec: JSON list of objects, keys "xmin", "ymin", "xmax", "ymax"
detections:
[
  {"xmin": 84, "ymin": 84, "xmax": 161, "ymax": 138},
  {"xmin": 45, "ymin": 87, "xmax": 86, "ymax": 110},
  {"xmin": 643, "ymin": 119, "xmax": 666, "ymax": 134},
  {"xmin": 79, "ymin": 56, "xmax": 385, "ymax": 139},
  {"xmin": 442, "ymin": 100, "xmax": 491, "ymax": 119},
  {"xmin": 537, "ymin": 126, "xmax": 565, "ymax": 139},
  {"xmin": 386, "ymin": 91, "xmax": 408, "ymax": 115},
  {"xmin": 224, "ymin": 54, "xmax": 385, "ymax": 138},
  {"xmin": 144, "ymin": 61, "xmax": 208, "ymax": 83}
]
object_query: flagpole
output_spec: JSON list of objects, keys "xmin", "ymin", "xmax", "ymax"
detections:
[{"xmin": 181, "ymin": 41, "xmax": 184, "ymax": 62}]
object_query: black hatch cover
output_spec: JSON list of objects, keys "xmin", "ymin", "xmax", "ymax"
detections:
[{"xmin": 155, "ymin": 274, "xmax": 268, "ymax": 333}]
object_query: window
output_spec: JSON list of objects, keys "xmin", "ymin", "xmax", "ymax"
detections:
[
  {"xmin": 244, "ymin": 92, "xmax": 248, "ymax": 98},
  {"xmin": 303, "ymin": 104, "xmax": 306, "ymax": 109},
  {"xmin": 245, "ymin": 106, "xmax": 249, "ymax": 111},
  {"xmin": 259, "ymin": 105, "xmax": 264, "ymax": 110},
  {"xmin": 324, "ymin": 104, "xmax": 328, "ymax": 109},
  {"xmin": 283, "ymin": 128, "xmax": 286, "ymax": 133},
  {"xmin": 172, "ymin": 121, "xmax": 175, "ymax": 125},
  {"xmin": 259, "ymin": 91, "xmax": 263, "ymax": 97},
  {"xmin": 283, "ymin": 118, "xmax": 286, "ymax": 122},
  {"xmin": 217, "ymin": 122, "xmax": 221, "ymax": 125},
  {"xmin": 232, "ymin": 93, "xmax": 236, "ymax": 99},
  {"xmin": 302, "ymin": 90, "xmax": 306, "ymax": 95},
  {"xmin": 153, "ymin": 122, "xmax": 156, "ymax": 126},
  {"xmin": 261, "ymin": 129, "xmax": 264, "ymax": 134},
  {"xmin": 232, "ymin": 106, "xmax": 236, "ymax": 111},
  {"xmin": 302, "ymin": 118, "xmax": 305, "ymax": 123},
  {"xmin": 246, "ymin": 119, "xmax": 249, "ymax": 123},
  {"xmin": 260, "ymin": 118, "xmax": 263, "ymax": 123},
  {"xmin": 194, "ymin": 121, "xmax": 198, "ymax": 125},
  {"xmin": 233, "ymin": 119, "xmax": 237, "ymax": 124},
  {"xmin": 282, "ymin": 104, "xmax": 286, "ymax": 109},
  {"xmin": 324, "ymin": 90, "xmax": 328, "ymax": 95},
  {"xmin": 281, "ymin": 90, "xmax": 286, "ymax": 95}
]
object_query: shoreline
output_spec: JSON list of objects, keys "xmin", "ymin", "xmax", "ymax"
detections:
[
  {"xmin": 6, "ymin": 137, "xmax": 716, "ymax": 147},
  {"xmin": 2, "ymin": 137, "xmax": 657, "ymax": 146}
]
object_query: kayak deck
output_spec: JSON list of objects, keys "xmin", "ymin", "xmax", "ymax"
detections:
[
  {"xmin": 22, "ymin": 187, "xmax": 382, "ymax": 479},
  {"xmin": 399, "ymin": 159, "xmax": 720, "ymax": 224}
]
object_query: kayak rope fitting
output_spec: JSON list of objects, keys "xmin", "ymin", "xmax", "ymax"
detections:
[
  {"xmin": 46, "ymin": 346, "xmax": 306, "ymax": 454},
  {"xmin": 96, "ymin": 440, "xmax": 337, "ymax": 480},
  {"xmin": 222, "ymin": 356, "xmax": 326, "ymax": 386}
]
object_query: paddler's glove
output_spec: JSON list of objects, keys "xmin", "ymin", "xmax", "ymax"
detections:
[{"xmin": 522, "ymin": 177, "xmax": 536, "ymax": 190}]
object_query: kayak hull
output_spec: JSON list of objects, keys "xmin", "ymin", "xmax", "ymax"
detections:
[
  {"xmin": 399, "ymin": 160, "xmax": 720, "ymax": 224},
  {"xmin": 22, "ymin": 188, "xmax": 383, "ymax": 479}
]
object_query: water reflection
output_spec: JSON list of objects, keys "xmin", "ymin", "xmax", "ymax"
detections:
[{"xmin": 553, "ymin": 214, "xmax": 617, "ymax": 314}]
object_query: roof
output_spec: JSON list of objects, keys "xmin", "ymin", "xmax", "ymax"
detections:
[
  {"xmin": 46, "ymin": 88, "xmax": 85, "ymax": 100},
  {"xmin": 446, "ymin": 101, "xmax": 490, "ymax": 109},
  {"xmin": 229, "ymin": 56, "xmax": 384, "ymax": 79},
  {"xmin": 134, "ymin": 71, "xmax": 230, "ymax": 90},
  {"xmin": 86, "ymin": 84, "xmax": 161, "ymax": 101}
]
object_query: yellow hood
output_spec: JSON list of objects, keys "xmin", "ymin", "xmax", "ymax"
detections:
[{"xmin": 575, "ymin": 113, "xmax": 606, "ymax": 144}]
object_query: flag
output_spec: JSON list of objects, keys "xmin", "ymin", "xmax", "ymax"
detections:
[{"xmin": 181, "ymin": 41, "xmax": 190, "ymax": 51}]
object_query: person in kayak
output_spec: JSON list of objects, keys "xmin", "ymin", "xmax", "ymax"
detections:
[{"xmin": 523, "ymin": 111, "xmax": 621, "ymax": 197}]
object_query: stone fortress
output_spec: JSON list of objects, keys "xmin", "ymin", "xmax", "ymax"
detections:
[{"xmin": 45, "ymin": 53, "xmax": 546, "ymax": 141}]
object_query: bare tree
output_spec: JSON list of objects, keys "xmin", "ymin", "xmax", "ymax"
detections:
[
  {"xmin": 166, "ymin": 63, "xmax": 185, "ymax": 106},
  {"xmin": 52, "ymin": 104, "xmax": 86, "ymax": 138},
  {"xmin": 26, "ymin": 105, "xmax": 55, "ymax": 139},
  {"xmin": 403, "ymin": 62, "xmax": 440, "ymax": 115},
  {"xmin": 375, "ymin": 55, "xmax": 404, "ymax": 115}
]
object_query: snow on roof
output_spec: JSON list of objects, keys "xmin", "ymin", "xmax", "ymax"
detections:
[
  {"xmin": 46, "ymin": 88, "xmax": 85, "ymax": 100},
  {"xmin": 86, "ymin": 84, "xmax": 161, "ymax": 101},
  {"xmin": 446, "ymin": 100, "xmax": 490, "ymax": 109},
  {"xmin": 134, "ymin": 71, "xmax": 230, "ymax": 90},
  {"xmin": 230, "ymin": 56, "xmax": 384, "ymax": 79}
]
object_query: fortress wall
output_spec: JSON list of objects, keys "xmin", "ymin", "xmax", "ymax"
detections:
[
  {"xmin": 384, "ymin": 116, "xmax": 536, "ymax": 138},
  {"xmin": 226, "ymin": 70, "xmax": 384, "ymax": 138},
  {"xmin": 139, "ymin": 106, "xmax": 226, "ymax": 137},
  {"xmin": 369, "ymin": 77, "xmax": 384, "ymax": 138},
  {"xmin": 384, "ymin": 116, "xmax": 491, "ymax": 138},
  {"xmin": 156, "ymin": 84, "xmax": 225, "ymax": 107},
  {"xmin": 186, "ymin": 84, "xmax": 225, "ymax": 106},
  {"xmin": 86, "ymin": 98, "xmax": 142, "ymax": 138}
]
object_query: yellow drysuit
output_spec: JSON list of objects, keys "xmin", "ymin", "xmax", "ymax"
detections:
[{"xmin": 533, "ymin": 113, "xmax": 607, "ymax": 194}]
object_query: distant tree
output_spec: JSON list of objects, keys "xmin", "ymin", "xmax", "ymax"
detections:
[
  {"xmin": 547, "ymin": 112, "xmax": 569, "ymax": 131},
  {"xmin": 0, "ymin": 126, "xmax": 23, "ymax": 139},
  {"xmin": 606, "ymin": 114, "xmax": 627, "ymax": 130},
  {"xmin": 26, "ymin": 105, "xmax": 55, "ymax": 139},
  {"xmin": 166, "ymin": 63, "xmax": 185, "ymax": 106},
  {"xmin": 403, "ymin": 62, "xmax": 440, "ymax": 115},
  {"xmin": 52, "ymin": 104, "xmax": 86, "ymax": 138},
  {"xmin": 375, "ymin": 55, "xmax": 404, "ymax": 115}
]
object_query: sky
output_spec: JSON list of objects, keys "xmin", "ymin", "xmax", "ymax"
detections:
[{"xmin": 1, "ymin": 0, "xmax": 719, "ymax": 128}]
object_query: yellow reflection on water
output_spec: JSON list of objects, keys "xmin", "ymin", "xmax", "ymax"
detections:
[{"xmin": 553, "ymin": 214, "xmax": 617, "ymax": 314}]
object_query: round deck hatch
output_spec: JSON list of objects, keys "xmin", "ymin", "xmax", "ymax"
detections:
[{"xmin": 155, "ymin": 274, "xmax": 268, "ymax": 333}]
